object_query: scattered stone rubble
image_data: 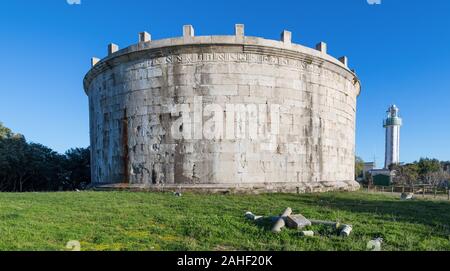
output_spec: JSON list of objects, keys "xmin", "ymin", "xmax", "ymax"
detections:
[
  {"xmin": 400, "ymin": 192, "xmax": 414, "ymax": 200},
  {"xmin": 245, "ymin": 208, "xmax": 353, "ymax": 237},
  {"xmin": 271, "ymin": 208, "xmax": 292, "ymax": 233},
  {"xmin": 285, "ymin": 214, "xmax": 312, "ymax": 229}
]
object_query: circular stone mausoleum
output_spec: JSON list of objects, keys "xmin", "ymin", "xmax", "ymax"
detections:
[{"xmin": 84, "ymin": 24, "xmax": 361, "ymax": 193}]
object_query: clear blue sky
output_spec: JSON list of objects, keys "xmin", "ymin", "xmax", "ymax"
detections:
[{"xmin": 0, "ymin": 0, "xmax": 449, "ymax": 164}]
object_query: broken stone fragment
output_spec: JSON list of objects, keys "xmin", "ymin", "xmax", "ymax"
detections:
[
  {"xmin": 401, "ymin": 193, "xmax": 414, "ymax": 200},
  {"xmin": 244, "ymin": 212, "xmax": 262, "ymax": 221},
  {"xmin": 271, "ymin": 207, "xmax": 292, "ymax": 233},
  {"xmin": 285, "ymin": 214, "xmax": 311, "ymax": 229},
  {"xmin": 367, "ymin": 237, "xmax": 383, "ymax": 251},
  {"xmin": 300, "ymin": 231, "xmax": 314, "ymax": 237},
  {"xmin": 244, "ymin": 212, "xmax": 253, "ymax": 219},
  {"xmin": 339, "ymin": 225, "xmax": 353, "ymax": 237}
]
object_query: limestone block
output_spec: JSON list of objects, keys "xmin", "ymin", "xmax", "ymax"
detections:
[
  {"xmin": 301, "ymin": 231, "xmax": 314, "ymax": 237},
  {"xmin": 200, "ymin": 85, "xmax": 238, "ymax": 96},
  {"xmin": 235, "ymin": 24, "xmax": 245, "ymax": 37},
  {"xmin": 91, "ymin": 57, "xmax": 100, "ymax": 67},
  {"xmin": 271, "ymin": 208, "xmax": 292, "ymax": 233},
  {"xmin": 238, "ymin": 85, "xmax": 250, "ymax": 96},
  {"xmin": 339, "ymin": 56, "xmax": 348, "ymax": 67},
  {"xmin": 315, "ymin": 42, "xmax": 327, "ymax": 54},
  {"xmin": 285, "ymin": 214, "xmax": 312, "ymax": 229},
  {"xmin": 108, "ymin": 43, "xmax": 119, "ymax": 55},
  {"xmin": 139, "ymin": 32, "xmax": 151, "ymax": 43},
  {"xmin": 281, "ymin": 30, "xmax": 292, "ymax": 44},
  {"xmin": 183, "ymin": 25, "xmax": 195, "ymax": 38}
]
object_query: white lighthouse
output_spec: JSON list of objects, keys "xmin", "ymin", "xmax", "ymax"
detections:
[{"xmin": 383, "ymin": 105, "xmax": 402, "ymax": 169}]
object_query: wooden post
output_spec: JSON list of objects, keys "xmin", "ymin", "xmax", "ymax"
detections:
[
  {"xmin": 402, "ymin": 186, "xmax": 405, "ymax": 193},
  {"xmin": 423, "ymin": 187, "xmax": 425, "ymax": 197},
  {"xmin": 434, "ymin": 188, "xmax": 437, "ymax": 198},
  {"xmin": 382, "ymin": 186, "xmax": 385, "ymax": 193},
  {"xmin": 391, "ymin": 186, "xmax": 394, "ymax": 193}
]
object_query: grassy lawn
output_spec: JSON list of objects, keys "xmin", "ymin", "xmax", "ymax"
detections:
[{"xmin": 0, "ymin": 191, "xmax": 449, "ymax": 251}]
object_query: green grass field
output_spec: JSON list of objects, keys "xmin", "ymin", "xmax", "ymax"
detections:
[{"xmin": 0, "ymin": 191, "xmax": 449, "ymax": 251}]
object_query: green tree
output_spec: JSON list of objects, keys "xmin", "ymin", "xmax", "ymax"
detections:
[
  {"xmin": 418, "ymin": 158, "xmax": 441, "ymax": 175},
  {"xmin": 0, "ymin": 121, "xmax": 91, "ymax": 192},
  {"xmin": 0, "ymin": 122, "xmax": 13, "ymax": 139},
  {"xmin": 64, "ymin": 147, "xmax": 91, "ymax": 189},
  {"xmin": 355, "ymin": 156, "xmax": 364, "ymax": 180},
  {"xmin": 391, "ymin": 163, "xmax": 419, "ymax": 185},
  {"xmin": 26, "ymin": 143, "xmax": 68, "ymax": 191},
  {"xmin": 0, "ymin": 136, "xmax": 67, "ymax": 192},
  {"xmin": 417, "ymin": 158, "xmax": 441, "ymax": 185},
  {"xmin": 0, "ymin": 134, "xmax": 28, "ymax": 191}
]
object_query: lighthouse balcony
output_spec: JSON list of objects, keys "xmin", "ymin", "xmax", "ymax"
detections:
[{"xmin": 383, "ymin": 117, "xmax": 402, "ymax": 127}]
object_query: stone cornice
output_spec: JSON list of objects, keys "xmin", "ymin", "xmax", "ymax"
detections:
[{"xmin": 84, "ymin": 35, "xmax": 361, "ymax": 96}]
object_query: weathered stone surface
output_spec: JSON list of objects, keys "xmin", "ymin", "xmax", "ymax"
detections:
[
  {"xmin": 285, "ymin": 214, "xmax": 311, "ymax": 229},
  {"xmin": 401, "ymin": 192, "xmax": 414, "ymax": 200},
  {"xmin": 339, "ymin": 56, "xmax": 348, "ymax": 67},
  {"xmin": 340, "ymin": 225, "xmax": 353, "ymax": 237},
  {"xmin": 139, "ymin": 32, "xmax": 151, "ymax": 43},
  {"xmin": 244, "ymin": 212, "xmax": 262, "ymax": 221},
  {"xmin": 108, "ymin": 43, "xmax": 119, "ymax": 55},
  {"xmin": 271, "ymin": 207, "xmax": 292, "ymax": 233},
  {"xmin": 84, "ymin": 27, "xmax": 361, "ymax": 193},
  {"xmin": 91, "ymin": 57, "xmax": 100, "ymax": 67},
  {"xmin": 183, "ymin": 25, "xmax": 194, "ymax": 38},
  {"xmin": 281, "ymin": 30, "xmax": 292, "ymax": 44},
  {"xmin": 315, "ymin": 42, "xmax": 327, "ymax": 54},
  {"xmin": 235, "ymin": 24, "xmax": 245, "ymax": 37},
  {"xmin": 300, "ymin": 230, "xmax": 314, "ymax": 237}
]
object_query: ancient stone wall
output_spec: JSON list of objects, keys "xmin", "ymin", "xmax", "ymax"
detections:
[{"xmin": 84, "ymin": 25, "xmax": 361, "ymax": 193}]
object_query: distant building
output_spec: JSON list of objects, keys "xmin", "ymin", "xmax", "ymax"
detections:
[
  {"xmin": 360, "ymin": 105, "xmax": 403, "ymax": 186},
  {"xmin": 370, "ymin": 169, "xmax": 394, "ymax": 186},
  {"xmin": 362, "ymin": 162, "xmax": 376, "ymax": 180}
]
